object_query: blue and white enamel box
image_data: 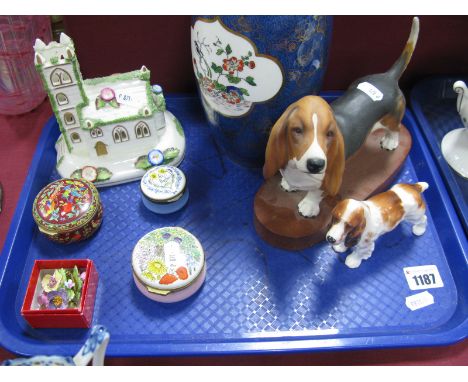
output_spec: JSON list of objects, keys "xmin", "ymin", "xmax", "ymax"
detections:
[{"xmin": 140, "ymin": 165, "xmax": 189, "ymax": 214}]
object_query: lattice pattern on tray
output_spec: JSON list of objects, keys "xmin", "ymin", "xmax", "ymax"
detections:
[{"xmin": 14, "ymin": 98, "xmax": 458, "ymax": 347}]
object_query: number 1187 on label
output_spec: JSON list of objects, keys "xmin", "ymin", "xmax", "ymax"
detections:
[
  {"xmin": 404, "ymin": 265, "xmax": 444, "ymax": 290},
  {"xmin": 412, "ymin": 273, "xmax": 435, "ymax": 286}
]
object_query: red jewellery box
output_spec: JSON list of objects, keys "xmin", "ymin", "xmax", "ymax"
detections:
[{"xmin": 21, "ymin": 259, "xmax": 98, "ymax": 328}]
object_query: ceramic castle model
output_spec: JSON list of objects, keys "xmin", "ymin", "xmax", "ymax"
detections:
[{"xmin": 34, "ymin": 33, "xmax": 185, "ymax": 186}]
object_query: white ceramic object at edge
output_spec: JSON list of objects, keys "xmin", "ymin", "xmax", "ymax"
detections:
[
  {"xmin": 441, "ymin": 80, "xmax": 468, "ymax": 179},
  {"xmin": 2, "ymin": 325, "xmax": 110, "ymax": 366}
]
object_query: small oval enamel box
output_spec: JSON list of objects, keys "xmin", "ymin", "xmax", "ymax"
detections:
[
  {"xmin": 132, "ymin": 227, "xmax": 206, "ymax": 303},
  {"xmin": 140, "ymin": 165, "xmax": 189, "ymax": 214},
  {"xmin": 32, "ymin": 178, "xmax": 103, "ymax": 244}
]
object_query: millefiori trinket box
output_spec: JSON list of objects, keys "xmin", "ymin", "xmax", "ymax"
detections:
[
  {"xmin": 21, "ymin": 259, "xmax": 98, "ymax": 328},
  {"xmin": 140, "ymin": 165, "xmax": 189, "ymax": 214},
  {"xmin": 33, "ymin": 178, "xmax": 103, "ymax": 244},
  {"xmin": 132, "ymin": 227, "xmax": 206, "ymax": 303},
  {"xmin": 33, "ymin": 33, "xmax": 185, "ymax": 187}
]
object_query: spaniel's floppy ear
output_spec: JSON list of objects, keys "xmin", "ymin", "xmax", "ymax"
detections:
[
  {"xmin": 322, "ymin": 120, "xmax": 345, "ymax": 197},
  {"xmin": 344, "ymin": 204, "xmax": 366, "ymax": 248},
  {"xmin": 263, "ymin": 104, "xmax": 297, "ymax": 179}
]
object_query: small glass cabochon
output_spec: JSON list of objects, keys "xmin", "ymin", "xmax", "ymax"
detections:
[
  {"xmin": 141, "ymin": 165, "xmax": 186, "ymax": 202},
  {"xmin": 132, "ymin": 227, "xmax": 205, "ymax": 291},
  {"xmin": 148, "ymin": 149, "xmax": 164, "ymax": 166}
]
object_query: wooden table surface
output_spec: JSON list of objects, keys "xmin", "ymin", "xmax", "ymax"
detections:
[{"xmin": 0, "ymin": 100, "xmax": 466, "ymax": 365}]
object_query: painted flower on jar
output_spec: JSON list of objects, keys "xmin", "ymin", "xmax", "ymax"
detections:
[
  {"xmin": 222, "ymin": 57, "xmax": 244, "ymax": 75},
  {"xmin": 200, "ymin": 77, "xmax": 215, "ymax": 93},
  {"xmin": 222, "ymin": 87, "xmax": 243, "ymax": 105}
]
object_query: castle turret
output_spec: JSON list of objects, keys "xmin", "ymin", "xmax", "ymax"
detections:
[{"xmin": 34, "ymin": 33, "xmax": 88, "ymax": 153}]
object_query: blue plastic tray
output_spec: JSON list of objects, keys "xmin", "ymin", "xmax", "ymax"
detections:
[
  {"xmin": 0, "ymin": 94, "xmax": 467, "ymax": 358},
  {"xmin": 410, "ymin": 77, "xmax": 468, "ymax": 235}
]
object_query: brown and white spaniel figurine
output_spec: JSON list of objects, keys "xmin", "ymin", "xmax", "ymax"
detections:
[{"xmin": 326, "ymin": 182, "xmax": 429, "ymax": 268}]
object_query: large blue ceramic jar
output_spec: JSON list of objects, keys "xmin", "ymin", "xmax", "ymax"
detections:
[{"xmin": 191, "ymin": 16, "xmax": 333, "ymax": 167}]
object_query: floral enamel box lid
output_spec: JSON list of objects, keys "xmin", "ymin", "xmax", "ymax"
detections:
[
  {"xmin": 140, "ymin": 165, "xmax": 186, "ymax": 203},
  {"xmin": 33, "ymin": 179, "xmax": 101, "ymax": 233},
  {"xmin": 132, "ymin": 227, "xmax": 205, "ymax": 292}
]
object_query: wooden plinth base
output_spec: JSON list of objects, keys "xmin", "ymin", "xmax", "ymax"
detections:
[{"xmin": 254, "ymin": 126, "xmax": 412, "ymax": 250}]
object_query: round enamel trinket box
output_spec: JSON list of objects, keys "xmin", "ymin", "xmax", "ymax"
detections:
[
  {"xmin": 140, "ymin": 165, "xmax": 189, "ymax": 214},
  {"xmin": 32, "ymin": 178, "xmax": 103, "ymax": 244},
  {"xmin": 132, "ymin": 227, "xmax": 206, "ymax": 303}
]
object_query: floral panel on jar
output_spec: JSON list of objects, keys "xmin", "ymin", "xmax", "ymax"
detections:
[{"xmin": 191, "ymin": 18, "xmax": 284, "ymax": 117}]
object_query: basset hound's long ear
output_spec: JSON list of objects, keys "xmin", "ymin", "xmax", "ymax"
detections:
[
  {"xmin": 322, "ymin": 118, "xmax": 345, "ymax": 197},
  {"xmin": 263, "ymin": 104, "xmax": 297, "ymax": 179},
  {"xmin": 344, "ymin": 204, "xmax": 366, "ymax": 248}
]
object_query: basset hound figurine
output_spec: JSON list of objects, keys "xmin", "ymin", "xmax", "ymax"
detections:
[
  {"xmin": 263, "ymin": 17, "xmax": 419, "ymax": 218},
  {"xmin": 326, "ymin": 182, "xmax": 429, "ymax": 268}
]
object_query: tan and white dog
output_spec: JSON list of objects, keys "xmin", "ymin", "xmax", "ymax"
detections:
[
  {"xmin": 326, "ymin": 182, "xmax": 428, "ymax": 268},
  {"xmin": 263, "ymin": 96, "xmax": 345, "ymax": 218}
]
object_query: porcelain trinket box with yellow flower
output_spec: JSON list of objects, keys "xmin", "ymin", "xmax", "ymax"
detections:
[{"xmin": 132, "ymin": 227, "xmax": 206, "ymax": 303}]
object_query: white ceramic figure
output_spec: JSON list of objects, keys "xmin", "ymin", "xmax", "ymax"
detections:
[
  {"xmin": 34, "ymin": 33, "xmax": 185, "ymax": 187},
  {"xmin": 326, "ymin": 182, "xmax": 428, "ymax": 269},
  {"xmin": 441, "ymin": 80, "xmax": 468, "ymax": 178},
  {"xmin": 2, "ymin": 325, "xmax": 110, "ymax": 366}
]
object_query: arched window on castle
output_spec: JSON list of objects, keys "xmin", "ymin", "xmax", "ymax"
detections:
[
  {"xmin": 64, "ymin": 112, "xmax": 75, "ymax": 125},
  {"xmin": 90, "ymin": 128, "xmax": 103, "ymax": 138},
  {"xmin": 135, "ymin": 121, "xmax": 151, "ymax": 139},
  {"xmin": 50, "ymin": 68, "xmax": 72, "ymax": 87},
  {"xmin": 71, "ymin": 132, "xmax": 81, "ymax": 143},
  {"xmin": 56, "ymin": 93, "xmax": 69, "ymax": 106},
  {"xmin": 113, "ymin": 126, "xmax": 129, "ymax": 143}
]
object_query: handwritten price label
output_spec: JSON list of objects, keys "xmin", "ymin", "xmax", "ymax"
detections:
[
  {"xmin": 116, "ymin": 92, "xmax": 135, "ymax": 107},
  {"xmin": 403, "ymin": 265, "xmax": 444, "ymax": 291},
  {"xmin": 357, "ymin": 82, "xmax": 383, "ymax": 101},
  {"xmin": 405, "ymin": 291, "xmax": 434, "ymax": 311}
]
